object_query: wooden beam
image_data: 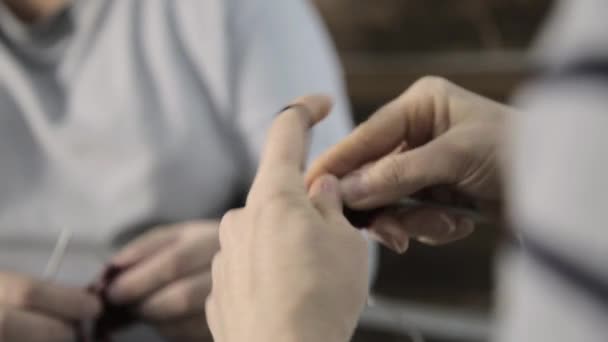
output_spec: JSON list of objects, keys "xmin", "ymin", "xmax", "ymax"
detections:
[{"xmin": 343, "ymin": 50, "xmax": 536, "ymax": 117}]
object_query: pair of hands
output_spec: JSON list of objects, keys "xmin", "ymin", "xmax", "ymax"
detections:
[
  {"xmin": 0, "ymin": 76, "xmax": 511, "ymax": 342},
  {"xmin": 207, "ymin": 77, "xmax": 512, "ymax": 342},
  {"xmin": 0, "ymin": 221, "xmax": 219, "ymax": 342}
]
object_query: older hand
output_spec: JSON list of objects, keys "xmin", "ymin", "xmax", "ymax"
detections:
[
  {"xmin": 0, "ymin": 272, "xmax": 101, "ymax": 342},
  {"xmin": 205, "ymin": 95, "xmax": 370, "ymax": 342},
  {"xmin": 307, "ymin": 77, "xmax": 512, "ymax": 251},
  {"xmin": 109, "ymin": 221, "xmax": 219, "ymax": 341}
]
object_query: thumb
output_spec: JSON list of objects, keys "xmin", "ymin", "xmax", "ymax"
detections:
[
  {"xmin": 309, "ymin": 174, "xmax": 344, "ymax": 220},
  {"xmin": 340, "ymin": 137, "xmax": 464, "ymax": 209}
]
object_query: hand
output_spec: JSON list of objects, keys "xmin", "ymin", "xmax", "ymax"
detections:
[
  {"xmin": 205, "ymin": 95, "xmax": 369, "ymax": 342},
  {"xmin": 109, "ymin": 221, "xmax": 219, "ymax": 341},
  {"xmin": 307, "ymin": 77, "xmax": 513, "ymax": 251},
  {"xmin": 0, "ymin": 272, "xmax": 100, "ymax": 342}
]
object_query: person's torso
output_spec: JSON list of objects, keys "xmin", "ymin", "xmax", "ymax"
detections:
[{"xmin": 0, "ymin": 0, "xmax": 245, "ymax": 284}]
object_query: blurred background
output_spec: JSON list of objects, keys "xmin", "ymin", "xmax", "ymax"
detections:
[{"xmin": 310, "ymin": 1, "xmax": 554, "ymax": 341}]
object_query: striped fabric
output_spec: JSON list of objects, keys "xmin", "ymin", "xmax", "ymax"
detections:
[{"xmin": 498, "ymin": 1, "xmax": 608, "ymax": 341}]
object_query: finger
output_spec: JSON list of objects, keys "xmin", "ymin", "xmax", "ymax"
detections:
[
  {"xmin": 306, "ymin": 99, "xmax": 408, "ymax": 187},
  {"xmin": 370, "ymin": 207, "xmax": 475, "ymax": 248},
  {"xmin": 339, "ymin": 136, "xmax": 465, "ymax": 209},
  {"xmin": 138, "ymin": 272, "xmax": 211, "ymax": 321},
  {"xmin": 111, "ymin": 226, "xmax": 179, "ymax": 267},
  {"xmin": 308, "ymin": 174, "xmax": 343, "ymax": 220},
  {"xmin": 248, "ymin": 95, "xmax": 332, "ymax": 204},
  {"xmin": 155, "ymin": 312, "xmax": 212, "ymax": 341},
  {"xmin": 0, "ymin": 308, "xmax": 74, "ymax": 342},
  {"xmin": 305, "ymin": 77, "xmax": 447, "ymax": 187},
  {"xmin": 109, "ymin": 233, "xmax": 218, "ymax": 304},
  {"xmin": 0, "ymin": 275, "xmax": 100, "ymax": 320},
  {"xmin": 218, "ymin": 209, "xmax": 244, "ymax": 250}
]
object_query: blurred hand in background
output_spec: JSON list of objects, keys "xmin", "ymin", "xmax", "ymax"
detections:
[
  {"xmin": 109, "ymin": 222, "xmax": 219, "ymax": 342},
  {"xmin": 0, "ymin": 272, "xmax": 100, "ymax": 342}
]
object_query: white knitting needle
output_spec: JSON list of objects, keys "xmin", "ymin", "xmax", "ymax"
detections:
[{"xmin": 43, "ymin": 228, "xmax": 72, "ymax": 280}]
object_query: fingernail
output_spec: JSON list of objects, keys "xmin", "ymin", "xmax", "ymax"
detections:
[
  {"xmin": 414, "ymin": 213, "xmax": 458, "ymax": 246},
  {"xmin": 390, "ymin": 237, "xmax": 409, "ymax": 254},
  {"xmin": 340, "ymin": 172, "xmax": 368, "ymax": 203},
  {"xmin": 369, "ymin": 221, "xmax": 410, "ymax": 254},
  {"xmin": 382, "ymin": 223, "xmax": 409, "ymax": 254},
  {"xmin": 417, "ymin": 236, "xmax": 437, "ymax": 245},
  {"xmin": 439, "ymin": 213, "xmax": 457, "ymax": 235}
]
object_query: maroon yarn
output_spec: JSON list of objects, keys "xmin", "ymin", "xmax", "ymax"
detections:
[{"xmin": 77, "ymin": 265, "xmax": 137, "ymax": 342}]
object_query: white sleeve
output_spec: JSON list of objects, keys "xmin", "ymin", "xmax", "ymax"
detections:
[{"xmin": 231, "ymin": 0, "xmax": 353, "ymax": 178}]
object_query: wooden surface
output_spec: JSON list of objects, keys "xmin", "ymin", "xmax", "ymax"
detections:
[
  {"xmin": 343, "ymin": 50, "xmax": 534, "ymax": 121},
  {"xmin": 314, "ymin": 0, "xmax": 553, "ymax": 52},
  {"xmin": 314, "ymin": 0, "xmax": 553, "ymax": 118}
]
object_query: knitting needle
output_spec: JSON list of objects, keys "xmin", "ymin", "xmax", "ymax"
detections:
[
  {"xmin": 43, "ymin": 228, "xmax": 72, "ymax": 280},
  {"xmin": 345, "ymin": 197, "xmax": 489, "ymax": 229}
]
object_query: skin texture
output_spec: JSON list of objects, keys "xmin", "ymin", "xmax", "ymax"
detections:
[
  {"xmin": 205, "ymin": 95, "xmax": 370, "ymax": 342},
  {"xmin": 306, "ymin": 76, "xmax": 511, "ymax": 252},
  {"xmin": 0, "ymin": 272, "xmax": 101, "ymax": 342},
  {"xmin": 109, "ymin": 221, "xmax": 219, "ymax": 342}
]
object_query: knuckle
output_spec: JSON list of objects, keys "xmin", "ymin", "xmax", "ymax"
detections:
[
  {"xmin": 219, "ymin": 209, "xmax": 242, "ymax": 246},
  {"xmin": 220, "ymin": 209, "xmax": 241, "ymax": 227},
  {"xmin": 265, "ymin": 193, "xmax": 302, "ymax": 215},
  {"xmin": 410, "ymin": 76, "xmax": 451, "ymax": 95},
  {"xmin": 254, "ymin": 194, "xmax": 299, "ymax": 224},
  {"xmin": 262, "ymin": 189, "xmax": 292, "ymax": 211}
]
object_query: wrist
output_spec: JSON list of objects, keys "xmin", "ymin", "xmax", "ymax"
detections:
[{"xmin": 254, "ymin": 317, "xmax": 352, "ymax": 342}]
